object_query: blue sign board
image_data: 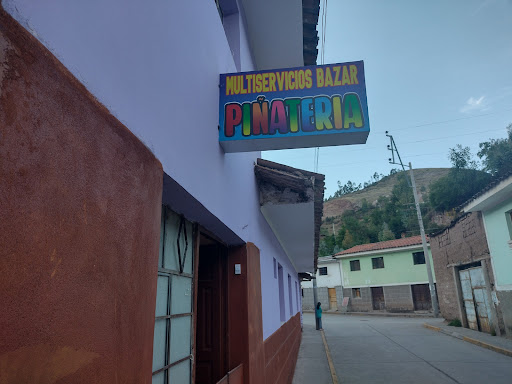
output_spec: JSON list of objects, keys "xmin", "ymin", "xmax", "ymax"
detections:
[{"xmin": 219, "ymin": 61, "xmax": 370, "ymax": 152}]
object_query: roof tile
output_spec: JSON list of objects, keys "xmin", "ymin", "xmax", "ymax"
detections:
[{"xmin": 334, "ymin": 235, "xmax": 427, "ymax": 256}]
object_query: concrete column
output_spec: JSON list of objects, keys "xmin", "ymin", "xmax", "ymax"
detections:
[{"xmin": 481, "ymin": 260, "xmax": 501, "ymax": 336}]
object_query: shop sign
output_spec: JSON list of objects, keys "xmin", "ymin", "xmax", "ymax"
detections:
[{"xmin": 219, "ymin": 61, "xmax": 370, "ymax": 152}]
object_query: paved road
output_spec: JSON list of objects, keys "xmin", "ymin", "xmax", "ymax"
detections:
[{"xmin": 295, "ymin": 313, "xmax": 512, "ymax": 384}]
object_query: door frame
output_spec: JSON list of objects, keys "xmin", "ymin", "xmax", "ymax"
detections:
[{"xmin": 195, "ymin": 230, "xmax": 229, "ymax": 384}]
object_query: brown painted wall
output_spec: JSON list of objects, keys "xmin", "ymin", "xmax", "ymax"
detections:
[
  {"xmin": 0, "ymin": 9, "xmax": 163, "ymax": 384},
  {"xmin": 227, "ymin": 243, "xmax": 265, "ymax": 384},
  {"xmin": 227, "ymin": 243, "xmax": 301, "ymax": 384},
  {"xmin": 430, "ymin": 212, "xmax": 493, "ymax": 321},
  {"xmin": 264, "ymin": 313, "xmax": 301, "ymax": 384}
]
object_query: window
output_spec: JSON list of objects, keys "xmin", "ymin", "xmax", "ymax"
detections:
[
  {"xmin": 278, "ymin": 264, "xmax": 285, "ymax": 322},
  {"xmin": 295, "ymin": 281, "xmax": 299, "ymax": 311},
  {"xmin": 352, "ymin": 288, "xmax": 361, "ymax": 298},
  {"xmin": 350, "ymin": 260, "xmax": 361, "ymax": 271},
  {"xmin": 319, "ymin": 267, "xmax": 328, "ymax": 276},
  {"xmin": 413, "ymin": 251, "xmax": 425, "ymax": 265},
  {"xmin": 506, "ymin": 210, "xmax": 512, "ymax": 239},
  {"xmin": 153, "ymin": 207, "xmax": 194, "ymax": 383},
  {"xmin": 372, "ymin": 257, "xmax": 384, "ymax": 269},
  {"xmin": 288, "ymin": 274, "xmax": 293, "ymax": 315}
]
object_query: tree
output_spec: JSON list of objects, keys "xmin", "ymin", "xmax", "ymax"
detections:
[
  {"xmin": 378, "ymin": 223, "xmax": 395, "ymax": 242},
  {"xmin": 478, "ymin": 124, "xmax": 512, "ymax": 177},
  {"xmin": 429, "ymin": 145, "xmax": 491, "ymax": 211},
  {"xmin": 341, "ymin": 230, "xmax": 355, "ymax": 249},
  {"xmin": 449, "ymin": 144, "xmax": 477, "ymax": 170}
]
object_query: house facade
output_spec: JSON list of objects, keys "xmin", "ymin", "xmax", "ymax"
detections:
[
  {"xmin": 335, "ymin": 236, "xmax": 436, "ymax": 313},
  {"xmin": 462, "ymin": 174, "xmax": 512, "ymax": 337},
  {"xmin": 0, "ymin": 1, "xmax": 323, "ymax": 383},
  {"xmin": 301, "ymin": 256, "xmax": 344, "ymax": 311},
  {"xmin": 430, "ymin": 212, "xmax": 503, "ymax": 335}
]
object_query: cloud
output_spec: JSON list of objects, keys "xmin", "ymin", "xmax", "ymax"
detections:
[{"xmin": 460, "ymin": 96, "xmax": 489, "ymax": 113}]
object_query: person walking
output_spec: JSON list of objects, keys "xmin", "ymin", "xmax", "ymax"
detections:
[{"xmin": 315, "ymin": 302, "xmax": 323, "ymax": 330}]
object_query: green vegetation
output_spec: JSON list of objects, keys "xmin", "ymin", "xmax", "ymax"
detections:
[
  {"xmin": 478, "ymin": 123, "xmax": 512, "ymax": 177},
  {"xmin": 448, "ymin": 319, "xmax": 462, "ymax": 327},
  {"xmin": 429, "ymin": 145, "xmax": 492, "ymax": 212},
  {"xmin": 320, "ymin": 172, "xmax": 443, "ymax": 256},
  {"xmin": 319, "ymin": 124, "xmax": 512, "ymax": 256}
]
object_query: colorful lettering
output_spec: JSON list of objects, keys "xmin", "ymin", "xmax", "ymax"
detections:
[
  {"xmin": 314, "ymin": 97, "xmax": 333, "ymax": 130},
  {"xmin": 343, "ymin": 93, "xmax": 364, "ymax": 129},
  {"xmin": 223, "ymin": 92, "xmax": 364, "ymax": 137},
  {"xmin": 285, "ymin": 98, "xmax": 301, "ymax": 133},
  {"xmin": 324, "ymin": 68, "xmax": 333, "ymax": 87},
  {"xmin": 350, "ymin": 65, "xmax": 359, "ymax": 84},
  {"xmin": 225, "ymin": 103, "xmax": 242, "ymax": 137},
  {"xmin": 269, "ymin": 100, "xmax": 288, "ymax": 134},
  {"xmin": 342, "ymin": 66, "xmax": 351, "ymax": 85},
  {"xmin": 316, "ymin": 68, "xmax": 324, "ymax": 88},
  {"xmin": 252, "ymin": 98, "xmax": 269, "ymax": 135},
  {"xmin": 301, "ymin": 97, "xmax": 315, "ymax": 132},
  {"xmin": 305, "ymin": 69, "xmax": 313, "ymax": 88}
]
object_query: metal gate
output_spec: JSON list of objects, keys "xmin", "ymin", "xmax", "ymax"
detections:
[
  {"xmin": 371, "ymin": 287, "xmax": 385, "ymax": 310},
  {"xmin": 459, "ymin": 267, "xmax": 491, "ymax": 333},
  {"xmin": 411, "ymin": 284, "xmax": 432, "ymax": 310}
]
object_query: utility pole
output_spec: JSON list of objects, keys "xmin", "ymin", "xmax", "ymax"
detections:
[
  {"xmin": 386, "ymin": 132, "xmax": 440, "ymax": 317},
  {"xmin": 312, "ymin": 274, "xmax": 320, "ymax": 329}
]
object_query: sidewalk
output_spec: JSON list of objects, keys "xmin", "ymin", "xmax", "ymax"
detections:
[
  {"xmin": 303, "ymin": 309, "xmax": 434, "ymax": 318},
  {"xmin": 423, "ymin": 319, "xmax": 512, "ymax": 357},
  {"xmin": 292, "ymin": 322, "xmax": 333, "ymax": 384}
]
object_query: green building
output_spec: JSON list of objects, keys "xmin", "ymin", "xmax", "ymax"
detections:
[{"xmin": 334, "ymin": 236, "xmax": 435, "ymax": 312}]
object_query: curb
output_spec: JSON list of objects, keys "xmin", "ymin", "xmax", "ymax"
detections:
[
  {"xmin": 422, "ymin": 323, "xmax": 512, "ymax": 358},
  {"xmin": 304, "ymin": 310, "xmax": 433, "ymax": 319},
  {"xmin": 320, "ymin": 329, "xmax": 339, "ymax": 384}
]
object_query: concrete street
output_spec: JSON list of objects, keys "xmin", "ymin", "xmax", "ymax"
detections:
[{"xmin": 293, "ymin": 313, "xmax": 512, "ymax": 384}]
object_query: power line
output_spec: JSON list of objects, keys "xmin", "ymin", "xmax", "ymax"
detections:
[{"xmin": 374, "ymin": 107, "xmax": 512, "ymax": 133}]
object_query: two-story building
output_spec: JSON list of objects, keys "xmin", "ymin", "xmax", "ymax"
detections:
[
  {"xmin": 335, "ymin": 236, "xmax": 435, "ymax": 313},
  {"xmin": 0, "ymin": 1, "xmax": 323, "ymax": 383},
  {"xmin": 301, "ymin": 256, "xmax": 343, "ymax": 311}
]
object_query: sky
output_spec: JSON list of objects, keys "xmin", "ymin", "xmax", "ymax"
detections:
[{"xmin": 262, "ymin": 0, "xmax": 512, "ymax": 199}]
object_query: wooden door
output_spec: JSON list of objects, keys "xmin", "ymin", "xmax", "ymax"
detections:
[
  {"xmin": 411, "ymin": 284, "xmax": 432, "ymax": 311},
  {"xmin": 196, "ymin": 245, "xmax": 227, "ymax": 384},
  {"xmin": 371, "ymin": 287, "xmax": 385, "ymax": 310},
  {"xmin": 328, "ymin": 288, "xmax": 337, "ymax": 311}
]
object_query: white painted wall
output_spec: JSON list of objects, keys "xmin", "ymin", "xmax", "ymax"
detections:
[
  {"xmin": 4, "ymin": 0, "xmax": 304, "ymax": 339},
  {"xmin": 302, "ymin": 259, "xmax": 343, "ymax": 288}
]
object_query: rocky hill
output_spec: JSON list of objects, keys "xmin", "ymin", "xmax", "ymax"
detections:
[{"xmin": 321, "ymin": 168, "xmax": 453, "ymax": 238}]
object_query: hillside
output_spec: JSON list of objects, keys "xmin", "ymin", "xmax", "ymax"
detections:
[
  {"xmin": 320, "ymin": 168, "xmax": 455, "ymax": 248},
  {"xmin": 323, "ymin": 168, "xmax": 450, "ymax": 219}
]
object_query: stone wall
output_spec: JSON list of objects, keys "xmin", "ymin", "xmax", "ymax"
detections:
[
  {"xmin": 317, "ymin": 287, "xmax": 329, "ymax": 310},
  {"xmin": 383, "ymin": 285, "xmax": 414, "ymax": 312},
  {"xmin": 343, "ymin": 287, "xmax": 372, "ymax": 312},
  {"xmin": 301, "ymin": 286, "xmax": 344, "ymax": 312},
  {"xmin": 302, "ymin": 287, "xmax": 315, "ymax": 310},
  {"xmin": 335, "ymin": 286, "xmax": 344, "ymax": 310}
]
